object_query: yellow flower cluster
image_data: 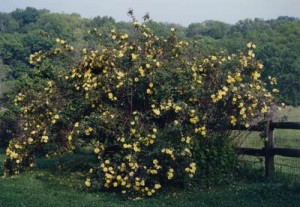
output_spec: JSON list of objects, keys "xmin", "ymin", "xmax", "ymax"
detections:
[
  {"xmin": 29, "ymin": 38, "xmax": 73, "ymax": 66},
  {"xmin": 230, "ymin": 116, "xmax": 237, "ymax": 126},
  {"xmin": 185, "ymin": 162, "xmax": 197, "ymax": 178},
  {"xmin": 85, "ymin": 178, "xmax": 91, "ymax": 187},
  {"xmin": 268, "ymin": 76, "xmax": 277, "ymax": 85},
  {"xmin": 227, "ymin": 74, "xmax": 236, "ymax": 84},
  {"xmin": 147, "ymin": 159, "xmax": 162, "ymax": 174},
  {"xmin": 85, "ymin": 127, "xmax": 93, "ymax": 136},
  {"xmin": 195, "ymin": 126, "xmax": 207, "ymax": 137},
  {"xmin": 51, "ymin": 114, "xmax": 60, "ymax": 124},
  {"xmin": 206, "ymin": 44, "xmax": 277, "ymax": 128},
  {"xmin": 41, "ymin": 135, "xmax": 49, "ymax": 143},
  {"xmin": 6, "ymin": 148, "xmax": 19, "ymax": 159},
  {"xmin": 189, "ymin": 109, "xmax": 199, "ymax": 124},
  {"xmin": 96, "ymin": 156, "xmax": 163, "ymax": 197},
  {"xmin": 161, "ymin": 148, "xmax": 176, "ymax": 160},
  {"xmin": 181, "ymin": 136, "xmax": 192, "ymax": 144},
  {"xmin": 167, "ymin": 168, "xmax": 174, "ymax": 180},
  {"xmin": 181, "ymin": 147, "xmax": 192, "ymax": 157},
  {"xmin": 29, "ymin": 50, "xmax": 45, "ymax": 65},
  {"xmin": 13, "ymin": 93, "xmax": 25, "ymax": 104}
]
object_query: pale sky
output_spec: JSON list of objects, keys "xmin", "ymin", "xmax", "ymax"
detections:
[{"xmin": 1, "ymin": 0, "xmax": 299, "ymax": 26}]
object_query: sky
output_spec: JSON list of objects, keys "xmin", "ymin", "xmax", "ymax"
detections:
[{"xmin": 1, "ymin": 0, "xmax": 300, "ymax": 26}]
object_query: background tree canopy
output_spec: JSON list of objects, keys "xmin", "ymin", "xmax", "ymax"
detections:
[{"xmin": 0, "ymin": 8, "xmax": 299, "ymax": 105}]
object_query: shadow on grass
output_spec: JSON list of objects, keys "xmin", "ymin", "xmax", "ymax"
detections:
[
  {"xmin": 1, "ymin": 148, "xmax": 300, "ymax": 207},
  {"xmin": 36, "ymin": 151, "xmax": 97, "ymax": 173}
]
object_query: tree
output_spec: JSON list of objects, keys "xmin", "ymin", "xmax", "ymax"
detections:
[
  {"xmin": 0, "ymin": 33, "xmax": 29, "ymax": 65},
  {"xmin": 220, "ymin": 17, "xmax": 300, "ymax": 105},
  {"xmin": 11, "ymin": 7, "xmax": 47, "ymax": 28},
  {"xmin": 186, "ymin": 20, "xmax": 230, "ymax": 39},
  {"xmin": 0, "ymin": 59, "xmax": 12, "ymax": 97},
  {"xmin": 186, "ymin": 22, "xmax": 205, "ymax": 38},
  {"xmin": 0, "ymin": 12, "xmax": 20, "ymax": 34}
]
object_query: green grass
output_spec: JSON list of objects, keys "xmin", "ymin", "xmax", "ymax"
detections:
[
  {"xmin": 0, "ymin": 107, "xmax": 299, "ymax": 207},
  {"xmin": 236, "ymin": 107, "xmax": 300, "ymax": 147},
  {"xmin": 273, "ymin": 107, "xmax": 300, "ymax": 176},
  {"xmin": 275, "ymin": 106, "xmax": 300, "ymax": 122},
  {"xmin": 237, "ymin": 106, "xmax": 300, "ymax": 177},
  {"xmin": 1, "ymin": 148, "xmax": 300, "ymax": 207}
]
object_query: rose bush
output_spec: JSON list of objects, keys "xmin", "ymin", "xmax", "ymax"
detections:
[{"xmin": 3, "ymin": 20, "xmax": 278, "ymax": 198}]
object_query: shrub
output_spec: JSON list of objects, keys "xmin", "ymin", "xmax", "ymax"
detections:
[
  {"xmin": 3, "ymin": 19, "xmax": 278, "ymax": 198},
  {"xmin": 0, "ymin": 109, "xmax": 18, "ymax": 148}
]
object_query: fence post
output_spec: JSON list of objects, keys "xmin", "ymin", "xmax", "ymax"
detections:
[{"xmin": 265, "ymin": 122, "xmax": 274, "ymax": 177}]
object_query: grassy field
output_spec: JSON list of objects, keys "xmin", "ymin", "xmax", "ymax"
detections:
[
  {"xmin": 237, "ymin": 106, "xmax": 300, "ymax": 177},
  {"xmin": 0, "ymin": 107, "xmax": 299, "ymax": 207},
  {"xmin": 1, "ymin": 148, "xmax": 300, "ymax": 207}
]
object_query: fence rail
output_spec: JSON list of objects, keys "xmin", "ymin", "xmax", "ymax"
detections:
[{"xmin": 235, "ymin": 121, "xmax": 300, "ymax": 177}]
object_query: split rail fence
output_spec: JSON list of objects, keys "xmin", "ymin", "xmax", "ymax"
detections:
[{"xmin": 235, "ymin": 122, "xmax": 300, "ymax": 177}]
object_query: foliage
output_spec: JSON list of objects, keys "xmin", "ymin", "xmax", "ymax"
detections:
[
  {"xmin": 218, "ymin": 17, "xmax": 300, "ymax": 105},
  {"xmin": 0, "ymin": 110, "xmax": 18, "ymax": 148},
  {"xmin": 0, "ymin": 8, "xmax": 299, "ymax": 105},
  {"xmin": 2, "ymin": 15, "xmax": 278, "ymax": 199},
  {"xmin": 186, "ymin": 20, "xmax": 230, "ymax": 39},
  {"xmin": 0, "ymin": 59, "xmax": 12, "ymax": 96},
  {"xmin": 0, "ymin": 60, "xmax": 16, "ymax": 148},
  {"xmin": 192, "ymin": 133, "xmax": 238, "ymax": 187},
  {"xmin": 1, "ymin": 148, "xmax": 300, "ymax": 207}
]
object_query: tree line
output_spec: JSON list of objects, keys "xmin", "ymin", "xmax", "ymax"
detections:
[{"xmin": 0, "ymin": 7, "xmax": 299, "ymax": 105}]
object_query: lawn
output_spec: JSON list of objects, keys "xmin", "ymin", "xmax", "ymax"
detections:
[
  {"xmin": 1, "ymin": 107, "xmax": 299, "ymax": 207},
  {"xmin": 1, "ymin": 148, "xmax": 300, "ymax": 207},
  {"xmin": 236, "ymin": 106, "xmax": 300, "ymax": 177}
]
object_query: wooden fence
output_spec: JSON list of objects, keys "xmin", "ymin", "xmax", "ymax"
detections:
[{"xmin": 235, "ymin": 121, "xmax": 300, "ymax": 177}]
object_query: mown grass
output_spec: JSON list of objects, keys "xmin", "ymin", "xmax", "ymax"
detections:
[
  {"xmin": 0, "ymin": 107, "xmax": 299, "ymax": 207},
  {"xmin": 1, "ymin": 148, "xmax": 300, "ymax": 207},
  {"xmin": 274, "ymin": 107, "xmax": 300, "ymax": 176},
  {"xmin": 237, "ymin": 106, "xmax": 300, "ymax": 177}
]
